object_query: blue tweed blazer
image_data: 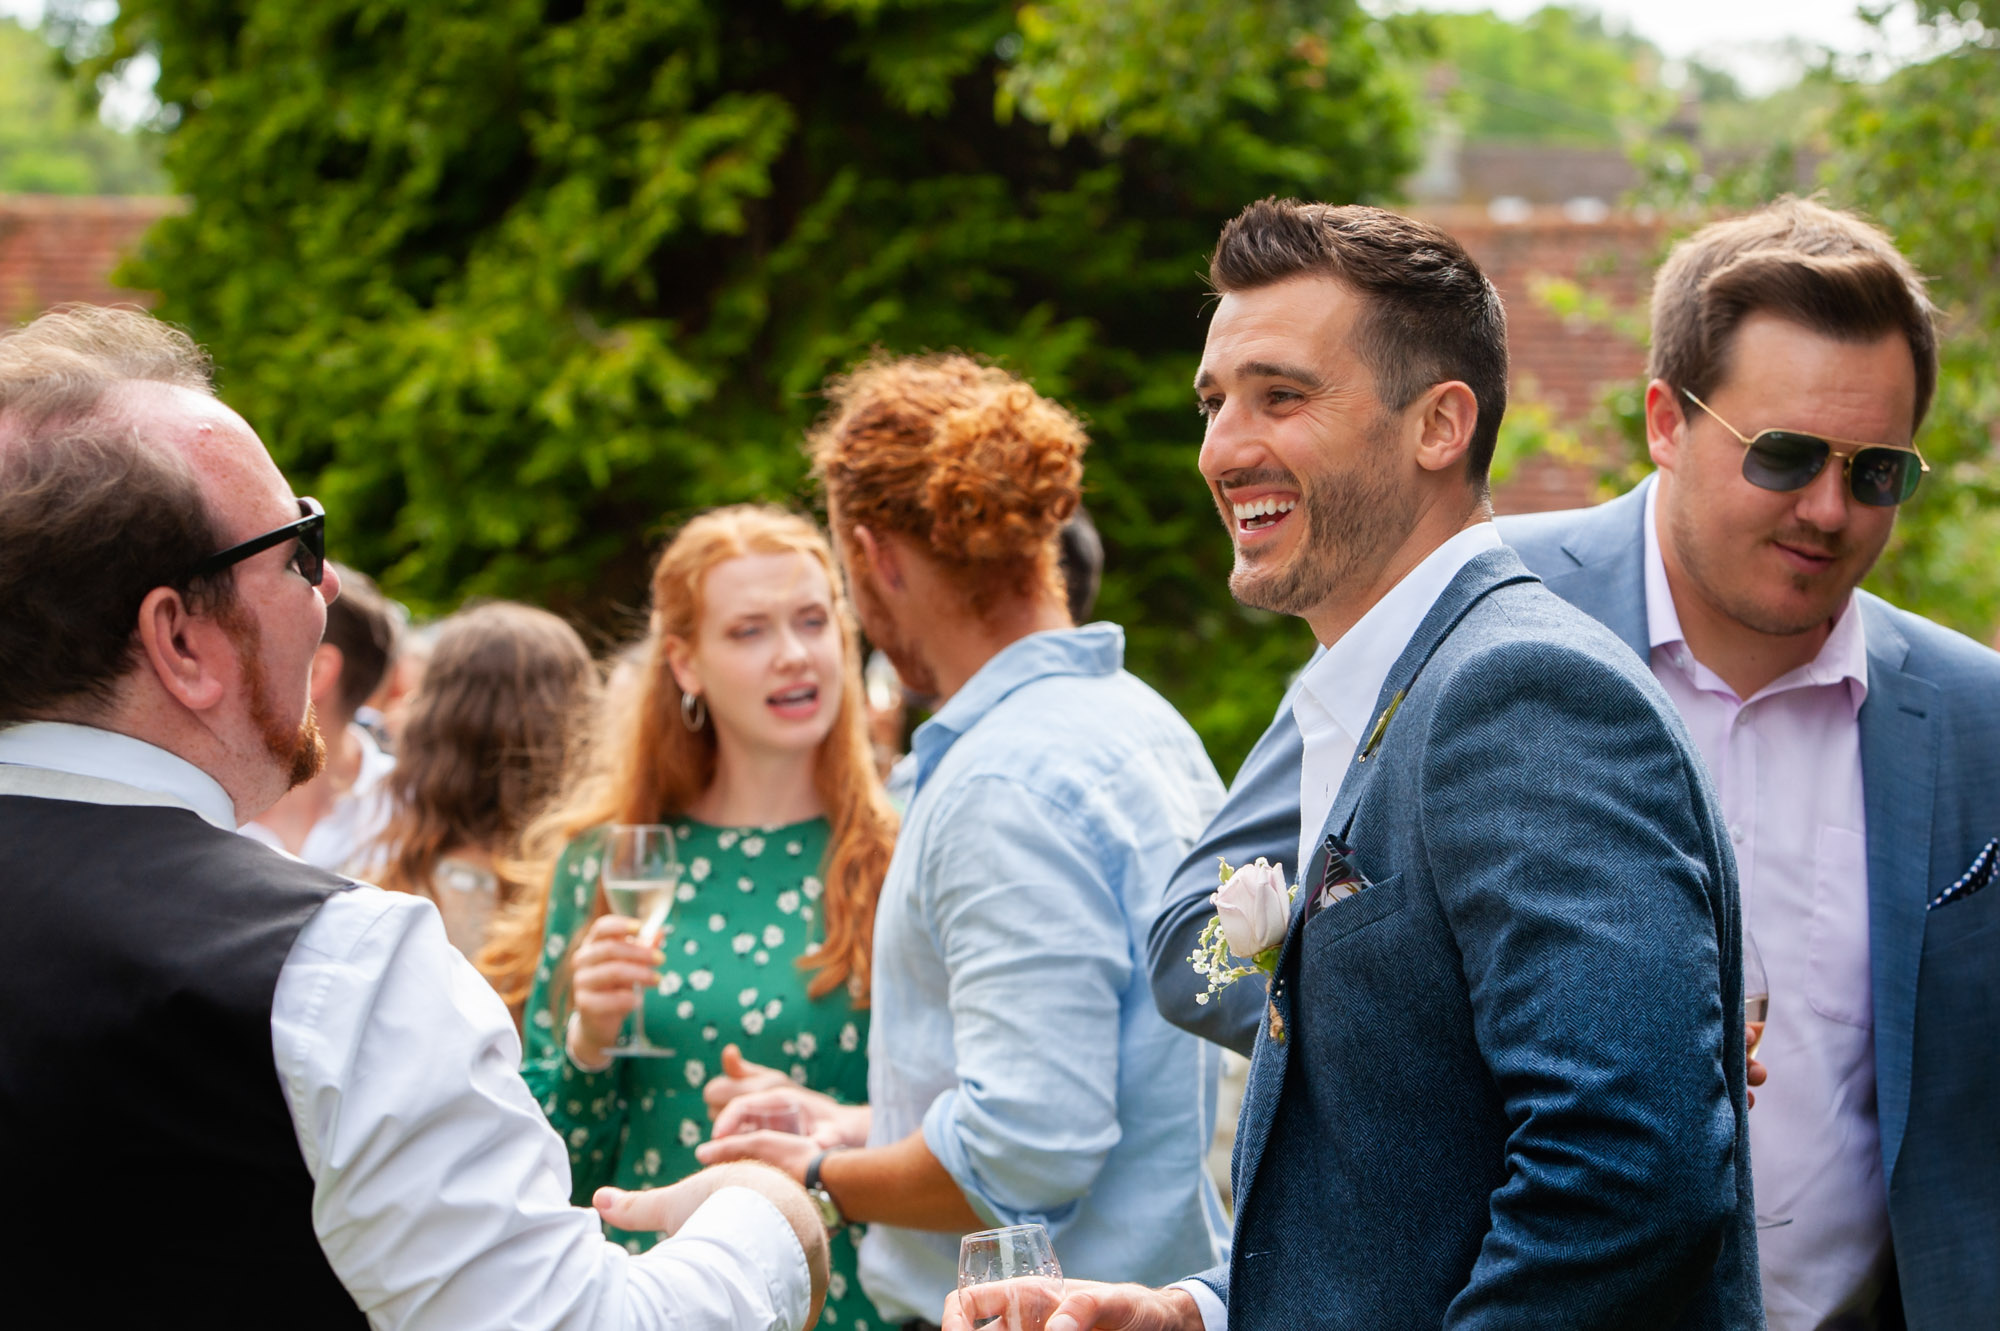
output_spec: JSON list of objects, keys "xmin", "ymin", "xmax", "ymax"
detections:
[{"xmin": 1187, "ymin": 545, "xmax": 1761, "ymax": 1329}]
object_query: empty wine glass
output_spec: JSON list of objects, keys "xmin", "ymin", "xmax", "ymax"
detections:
[
  {"xmin": 600, "ymin": 823, "xmax": 681, "ymax": 1058},
  {"xmin": 732, "ymin": 1102, "xmax": 806, "ymax": 1136},
  {"xmin": 1744, "ymin": 928, "xmax": 1791, "ymax": 1230},
  {"xmin": 958, "ymin": 1224, "xmax": 1062, "ymax": 1331}
]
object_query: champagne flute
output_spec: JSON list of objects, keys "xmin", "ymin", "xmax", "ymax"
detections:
[
  {"xmin": 601, "ymin": 823, "xmax": 681, "ymax": 1058},
  {"xmin": 1743, "ymin": 929, "xmax": 1791, "ymax": 1229},
  {"xmin": 958, "ymin": 1224, "xmax": 1062, "ymax": 1331}
]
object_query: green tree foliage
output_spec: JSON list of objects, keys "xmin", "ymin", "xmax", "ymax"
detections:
[
  {"xmin": 1406, "ymin": 5, "xmax": 1676, "ymax": 146},
  {"xmin": 1821, "ymin": 1, "xmax": 2000, "ymax": 642},
  {"xmin": 0, "ymin": 18, "xmax": 162, "ymax": 193},
  {"xmin": 57, "ymin": 0, "xmax": 1418, "ymax": 774}
]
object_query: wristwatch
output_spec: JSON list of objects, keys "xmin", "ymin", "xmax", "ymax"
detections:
[{"xmin": 804, "ymin": 1148, "xmax": 849, "ymax": 1231}]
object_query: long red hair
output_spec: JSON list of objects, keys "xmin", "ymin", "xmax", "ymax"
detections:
[{"xmin": 479, "ymin": 506, "xmax": 896, "ymax": 1010}]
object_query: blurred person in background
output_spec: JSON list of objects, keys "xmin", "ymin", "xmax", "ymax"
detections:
[
  {"xmin": 360, "ymin": 601, "xmax": 598, "ymax": 960},
  {"xmin": 873, "ymin": 506, "xmax": 1105, "ymax": 805},
  {"xmin": 357, "ymin": 610, "xmax": 426, "ymax": 753},
  {"xmin": 700, "ymin": 356, "xmax": 1228, "ymax": 1329},
  {"xmin": 480, "ymin": 505, "xmax": 899, "ymax": 1331},
  {"xmin": 242, "ymin": 562, "xmax": 398, "ymax": 866}
]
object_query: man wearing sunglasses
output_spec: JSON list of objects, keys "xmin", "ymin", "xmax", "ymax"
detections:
[
  {"xmin": 1148, "ymin": 198, "xmax": 2000, "ymax": 1329},
  {"xmin": 0, "ymin": 306, "xmax": 828, "ymax": 1329}
]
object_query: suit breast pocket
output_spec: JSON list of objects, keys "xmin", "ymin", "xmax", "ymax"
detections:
[{"xmin": 1303, "ymin": 873, "xmax": 1407, "ymax": 957}]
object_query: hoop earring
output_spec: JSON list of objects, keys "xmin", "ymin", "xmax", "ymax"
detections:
[{"xmin": 680, "ymin": 691, "xmax": 708, "ymax": 732}]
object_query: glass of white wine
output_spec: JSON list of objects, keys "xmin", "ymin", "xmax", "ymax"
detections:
[
  {"xmin": 601, "ymin": 823, "xmax": 681, "ymax": 1058},
  {"xmin": 957, "ymin": 1224, "xmax": 1062, "ymax": 1331},
  {"xmin": 1744, "ymin": 929, "xmax": 1791, "ymax": 1230}
]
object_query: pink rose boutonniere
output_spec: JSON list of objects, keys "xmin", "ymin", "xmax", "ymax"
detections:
[{"xmin": 1189, "ymin": 856, "xmax": 1298, "ymax": 1038}]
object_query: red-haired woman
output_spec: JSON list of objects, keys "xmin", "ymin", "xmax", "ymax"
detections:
[{"xmin": 481, "ymin": 505, "xmax": 897, "ymax": 1328}]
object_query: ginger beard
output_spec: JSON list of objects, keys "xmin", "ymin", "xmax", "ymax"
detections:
[
  {"xmin": 220, "ymin": 603, "xmax": 327, "ymax": 789},
  {"xmin": 1223, "ymin": 413, "xmax": 1413, "ymax": 620},
  {"xmin": 845, "ymin": 544, "xmax": 940, "ymax": 701}
]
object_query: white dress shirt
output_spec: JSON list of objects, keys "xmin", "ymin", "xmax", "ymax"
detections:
[
  {"xmin": 1642, "ymin": 487, "xmax": 1890, "ymax": 1330},
  {"xmin": 1170, "ymin": 522, "xmax": 1504, "ymax": 1331},
  {"xmin": 0, "ymin": 721, "xmax": 812, "ymax": 1331},
  {"xmin": 1293, "ymin": 522, "xmax": 1505, "ymax": 878}
]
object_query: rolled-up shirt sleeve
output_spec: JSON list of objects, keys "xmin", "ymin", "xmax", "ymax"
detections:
[
  {"xmin": 915, "ymin": 776, "xmax": 1130, "ymax": 1227},
  {"xmin": 272, "ymin": 886, "xmax": 811, "ymax": 1331}
]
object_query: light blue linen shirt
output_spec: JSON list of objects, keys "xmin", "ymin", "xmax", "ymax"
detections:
[{"xmin": 859, "ymin": 624, "xmax": 1231, "ymax": 1320}]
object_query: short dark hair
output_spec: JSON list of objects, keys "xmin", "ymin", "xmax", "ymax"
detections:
[
  {"xmin": 1649, "ymin": 197, "xmax": 1938, "ymax": 432},
  {"xmin": 0, "ymin": 430, "xmax": 232, "ymax": 721},
  {"xmin": 321, "ymin": 564, "xmax": 399, "ymax": 720},
  {"xmin": 1209, "ymin": 199, "xmax": 1510, "ymax": 490}
]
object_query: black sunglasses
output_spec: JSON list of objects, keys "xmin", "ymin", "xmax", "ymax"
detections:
[
  {"xmin": 1681, "ymin": 390, "xmax": 1928, "ymax": 508},
  {"xmin": 186, "ymin": 496, "xmax": 327, "ymax": 587}
]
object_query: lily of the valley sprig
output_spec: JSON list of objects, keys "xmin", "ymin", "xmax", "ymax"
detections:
[{"xmin": 1189, "ymin": 856, "xmax": 1296, "ymax": 1006}]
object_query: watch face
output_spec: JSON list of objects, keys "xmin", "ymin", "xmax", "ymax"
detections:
[{"xmin": 808, "ymin": 1185, "xmax": 843, "ymax": 1230}]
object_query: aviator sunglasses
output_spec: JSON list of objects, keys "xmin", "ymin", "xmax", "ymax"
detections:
[
  {"xmin": 1680, "ymin": 389, "xmax": 1928, "ymax": 508},
  {"xmin": 185, "ymin": 496, "xmax": 328, "ymax": 586}
]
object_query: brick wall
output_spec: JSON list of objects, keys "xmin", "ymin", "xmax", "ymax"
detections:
[
  {"xmin": 0, "ymin": 194, "xmax": 181, "ymax": 323},
  {"xmin": 1415, "ymin": 204, "xmax": 1669, "ymax": 515}
]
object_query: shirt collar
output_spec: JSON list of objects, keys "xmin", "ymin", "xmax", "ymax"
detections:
[
  {"xmin": 1295, "ymin": 522, "xmax": 1505, "ymax": 745},
  {"xmin": 908, "ymin": 623, "xmax": 1125, "ymax": 793},
  {"xmin": 0, "ymin": 722, "xmax": 239, "ymax": 830},
  {"xmin": 1642, "ymin": 479, "xmax": 1869, "ymax": 710}
]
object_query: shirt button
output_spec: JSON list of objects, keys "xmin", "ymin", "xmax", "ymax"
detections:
[{"xmin": 1729, "ymin": 825, "xmax": 1746, "ymax": 845}]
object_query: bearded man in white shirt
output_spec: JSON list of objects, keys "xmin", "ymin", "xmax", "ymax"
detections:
[{"xmin": 0, "ymin": 304, "xmax": 828, "ymax": 1331}]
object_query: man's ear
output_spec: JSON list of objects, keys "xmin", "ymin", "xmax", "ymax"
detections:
[
  {"xmin": 309, "ymin": 643, "xmax": 344, "ymax": 709},
  {"xmin": 1644, "ymin": 379, "xmax": 1688, "ymax": 473},
  {"xmin": 1412, "ymin": 381, "xmax": 1480, "ymax": 477},
  {"xmin": 852, "ymin": 524, "xmax": 903, "ymax": 592},
  {"xmin": 136, "ymin": 587, "xmax": 232, "ymax": 714}
]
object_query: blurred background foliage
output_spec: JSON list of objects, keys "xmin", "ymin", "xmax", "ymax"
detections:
[
  {"xmin": 0, "ymin": 16, "xmax": 161, "ymax": 191},
  {"xmin": 15, "ymin": 0, "xmax": 2000, "ymax": 771},
  {"xmin": 45, "ymin": 0, "xmax": 1424, "ymax": 773}
]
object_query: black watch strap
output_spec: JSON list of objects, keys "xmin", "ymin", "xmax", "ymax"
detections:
[{"xmin": 805, "ymin": 1148, "xmax": 848, "ymax": 1229}]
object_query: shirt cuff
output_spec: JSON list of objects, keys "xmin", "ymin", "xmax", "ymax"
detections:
[
  {"xmin": 1171, "ymin": 1278, "xmax": 1227, "ymax": 1331},
  {"xmin": 655, "ymin": 1186, "xmax": 813, "ymax": 1331},
  {"xmin": 564, "ymin": 1014, "xmax": 616, "ymax": 1075}
]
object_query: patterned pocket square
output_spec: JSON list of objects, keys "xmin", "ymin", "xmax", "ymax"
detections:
[{"xmin": 1929, "ymin": 837, "xmax": 1998, "ymax": 911}]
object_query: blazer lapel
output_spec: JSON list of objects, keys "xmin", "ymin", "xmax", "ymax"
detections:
[
  {"xmin": 1537, "ymin": 478, "xmax": 1650, "ymax": 658},
  {"xmin": 1231, "ymin": 547, "xmax": 1537, "ymax": 1219},
  {"xmin": 1856, "ymin": 596, "xmax": 1937, "ymax": 1185}
]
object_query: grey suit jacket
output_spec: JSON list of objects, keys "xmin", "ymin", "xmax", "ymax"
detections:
[{"xmin": 1148, "ymin": 480, "xmax": 2000, "ymax": 1328}]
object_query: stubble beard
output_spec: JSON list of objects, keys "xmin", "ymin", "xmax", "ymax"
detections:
[
  {"xmin": 851, "ymin": 564, "xmax": 940, "ymax": 701},
  {"xmin": 1226, "ymin": 436, "xmax": 1414, "ymax": 622},
  {"xmin": 1666, "ymin": 500, "xmax": 1876, "ymax": 639}
]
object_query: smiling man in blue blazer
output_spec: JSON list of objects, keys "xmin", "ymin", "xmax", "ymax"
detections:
[
  {"xmin": 949, "ymin": 201, "xmax": 1760, "ymax": 1330},
  {"xmin": 1148, "ymin": 199, "xmax": 2000, "ymax": 1331}
]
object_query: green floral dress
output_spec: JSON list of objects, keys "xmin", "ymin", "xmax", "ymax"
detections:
[{"xmin": 522, "ymin": 817, "xmax": 886, "ymax": 1330}]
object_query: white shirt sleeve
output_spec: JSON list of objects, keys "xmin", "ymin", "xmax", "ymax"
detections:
[
  {"xmin": 1169, "ymin": 1279, "xmax": 1227, "ymax": 1331},
  {"xmin": 271, "ymin": 886, "xmax": 811, "ymax": 1331}
]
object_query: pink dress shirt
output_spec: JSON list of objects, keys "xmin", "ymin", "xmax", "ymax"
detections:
[{"xmin": 1643, "ymin": 484, "xmax": 1892, "ymax": 1330}]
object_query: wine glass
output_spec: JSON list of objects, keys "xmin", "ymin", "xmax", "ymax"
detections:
[
  {"xmin": 600, "ymin": 823, "xmax": 681, "ymax": 1058},
  {"xmin": 958, "ymin": 1224, "xmax": 1062, "ymax": 1331},
  {"xmin": 1743, "ymin": 929, "xmax": 1791, "ymax": 1230},
  {"xmin": 732, "ymin": 1102, "xmax": 806, "ymax": 1136}
]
